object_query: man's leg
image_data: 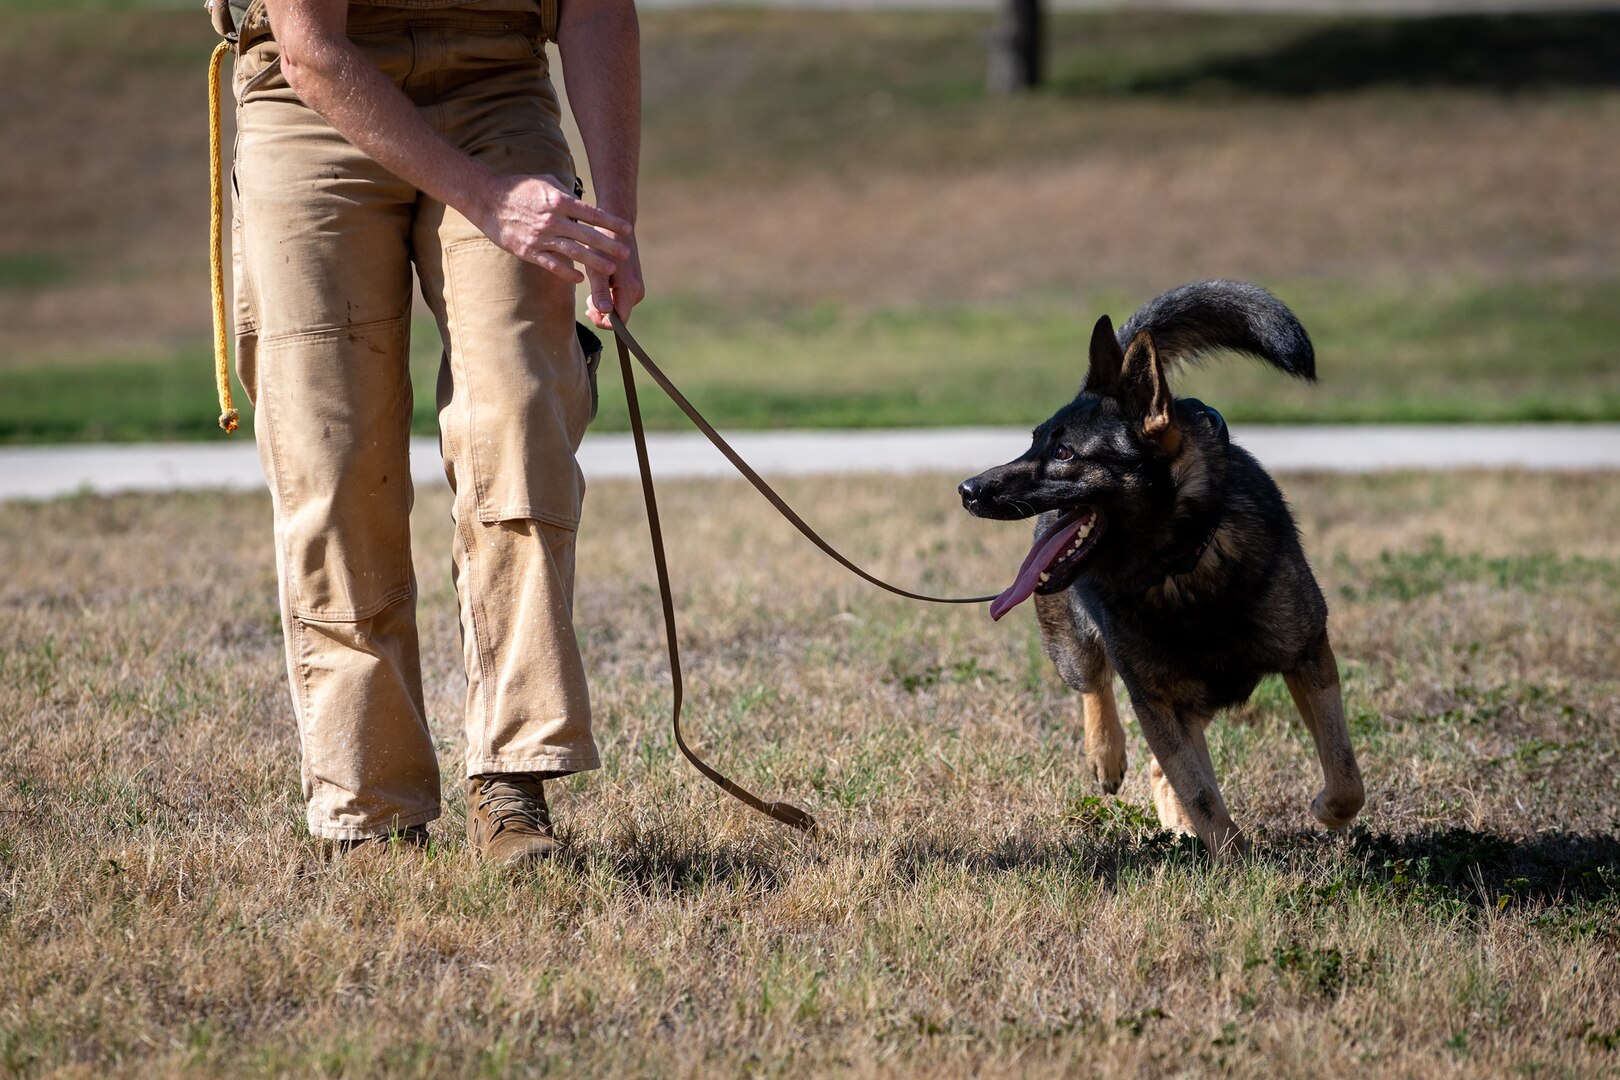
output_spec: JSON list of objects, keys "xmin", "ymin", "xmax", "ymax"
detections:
[
  {"xmin": 234, "ymin": 40, "xmax": 439, "ymax": 841},
  {"xmin": 414, "ymin": 219, "xmax": 598, "ymax": 778},
  {"xmin": 415, "ymin": 204, "xmax": 597, "ymax": 865},
  {"xmin": 409, "ymin": 12, "xmax": 599, "ymax": 861}
]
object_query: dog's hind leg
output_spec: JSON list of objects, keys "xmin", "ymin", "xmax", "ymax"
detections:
[
  {"xmin": 1283, "ymin": 633, "xmax": 1366, "ymax": 830},
  {"xmin": 1134, "ymin": 701, "xmax": 1246, "ymax": 857}
]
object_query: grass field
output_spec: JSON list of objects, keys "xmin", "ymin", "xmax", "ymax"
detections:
[
  {"xmin": 2, "ymin": 470, "xmax": 1617, "ymax": 1074},
  {"xmin": 2, "ymin": 9, "xmax": 1619, "ymax": 439},
  {"xmin": 5, "ymin": 9, "xmax": 1615, "ymax": 1073}
]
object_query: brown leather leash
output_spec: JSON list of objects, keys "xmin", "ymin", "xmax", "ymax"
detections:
[{"xmin": 609, "ymin": 313, "xmax": 997, "ymax": 834}]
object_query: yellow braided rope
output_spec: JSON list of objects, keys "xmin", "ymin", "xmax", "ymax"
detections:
[{"xmin": 209, "ymin": 39, "xmax": 239, "ymax": 434}]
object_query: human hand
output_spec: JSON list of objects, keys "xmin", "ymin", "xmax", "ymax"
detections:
[
  {"xmin": 475, "ymin": 173, "xmax": 632, "ymax": 285},
  {"xmin": 585, "ymin": 229, "xmax": 644, "ymax": 330}
]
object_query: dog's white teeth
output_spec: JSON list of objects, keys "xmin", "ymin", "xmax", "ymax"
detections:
[{"xmin": 1039, "ymin": 572, "xmax": 1050, "ymax": 584}]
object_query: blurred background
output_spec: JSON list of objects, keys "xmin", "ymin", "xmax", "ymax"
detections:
[{"xmin": 1, "ymin": 0, "xmax": 1616, "ymax": 440}]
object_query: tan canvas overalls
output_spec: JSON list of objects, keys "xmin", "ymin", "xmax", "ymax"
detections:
[{"xmin": 221, "ymin": 0, "xmax": 598, "ymax": 839}]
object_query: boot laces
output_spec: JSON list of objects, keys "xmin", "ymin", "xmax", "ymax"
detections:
[{"xmin": 476, "ymin": 774, "xmax": 549, "ymax": 835}]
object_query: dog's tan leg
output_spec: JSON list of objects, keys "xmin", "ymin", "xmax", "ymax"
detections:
[
  {"xmin": 1034, "ymin": 593, "xmax": 1129, "ymax": 794},
  {"xmin": 1083, "ymin": 662, "xmax": 1128, "ymax": 794},
  {"xmin": 1149, "ymin": 753, "xmax": 1195, "ymax": 835},
  {"xmin": 1134, "ymin": 699, "xmax": 1246, "ymax": 857},
  {"xmin": 1283, "ymin": 634, "xmax": 1366, "ymax": 830}
]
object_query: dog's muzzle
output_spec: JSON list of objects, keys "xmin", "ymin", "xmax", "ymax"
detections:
[{"xmin": 958, "ymin": 471, "xmax": 1029, "ymax": 520}]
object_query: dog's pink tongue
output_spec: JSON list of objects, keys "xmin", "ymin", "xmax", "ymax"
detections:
[{"xmin": 989, "ymin": 512, "xmax": 1087, "ymax": 621}]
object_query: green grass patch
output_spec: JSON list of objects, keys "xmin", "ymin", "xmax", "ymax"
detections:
[
  {"xmin": 1175, "ymin": 278, "xmax": 1620, "ymax": 423},
  {"xmin": 7, "ymin": 277, "xmax": 1620, "ymax": 442},
  {"xmin": 573, "ymin": 277, "xmax": 1620, "ymax": 429},
  {"xmin": 0, "ymin": 349, "xmax": 250, "ymax": 443},
  {"xmin": 0, "ymin": 252, "xmax": 74, "ymax": 291},
  {"xmin": 1338, "ymin": 536, "xmax": 1620, "ymax": 603}
]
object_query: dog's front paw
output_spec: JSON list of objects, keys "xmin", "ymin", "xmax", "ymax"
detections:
[{"xmin": 1088, "ymin": 744, "xmax": 1127, "ymax": 794}]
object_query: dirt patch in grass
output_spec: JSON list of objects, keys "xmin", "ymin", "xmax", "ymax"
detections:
[{"xmin": 2, "ymin": 470, "xmax": 1616, "ymax": 1074}]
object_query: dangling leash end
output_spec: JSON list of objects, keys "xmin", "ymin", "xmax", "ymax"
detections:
[
  {"xmin": 219, "ymin": 408, "xmax": 240, "ymax": 434},
  {"xmin": 765, "ymin": 802, "xmax": 818, "ymax": 834}
]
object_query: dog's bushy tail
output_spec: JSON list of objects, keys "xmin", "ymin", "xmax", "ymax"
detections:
[{"xmin": 1118, "ymin": 280, "xmax": 1315, "ymax": 381}]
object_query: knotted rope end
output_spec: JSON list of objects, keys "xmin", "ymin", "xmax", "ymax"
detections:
[{"xmin": 209, "ymin": 40, "xmax": 238, "ymax": 437}]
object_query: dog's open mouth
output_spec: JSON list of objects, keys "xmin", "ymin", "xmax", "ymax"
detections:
[{"xmin": 989, "ymin": 507, "xmax": 1103, "ymax": 621}]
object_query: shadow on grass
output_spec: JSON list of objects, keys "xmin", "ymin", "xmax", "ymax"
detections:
[
  {"xmin": 1341, "ymin": 826, "xmax": 1620, "ymax": 908},
  {"xmin": 584, "ymin": 824, "xmax": 789, "ymax": 898},
  {"xmin": 1176, "ymin": 824, "xmax": 1614, "ymax": 915},
  {"xmin": 564, "ymin": 810, "xmax": 1616, "ymax": 928},
  {"xmin": 1072, "ymin": 14, "xmax": 1620, "ymax": 97},
  {"xmin": 888, "ymin": 817, "xmax": 1616, "ymax": 918}
]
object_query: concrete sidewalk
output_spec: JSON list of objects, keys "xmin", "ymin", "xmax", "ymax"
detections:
[{"xmin": 2, "ymin": 425, "xmax": 1619, "ymax": 503}]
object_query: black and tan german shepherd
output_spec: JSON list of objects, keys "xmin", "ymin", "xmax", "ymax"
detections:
[{"xmin": 958, "ymin": 281, "xmax": 1364, "ymax": 856}]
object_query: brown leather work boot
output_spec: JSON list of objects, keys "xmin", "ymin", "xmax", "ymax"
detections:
[
  {"xmin": 329, "ymin": 824, "xmax": 429, "ymax": 867},
  {"xmin": 467, "ymin": 773, "xmax": 565, "ymax": 866}
]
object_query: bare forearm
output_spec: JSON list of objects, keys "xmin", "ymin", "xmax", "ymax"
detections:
[
  {"xmin": 267, "ymin": 0, "xmax": 497, "ymax": 221},
  {"xmin": 559, "ymin": 0, "xmax": 641, "ymax": 224},
  {"xmin": 261, "ymin": 0, "xmax": 631, "ymax": 284}
]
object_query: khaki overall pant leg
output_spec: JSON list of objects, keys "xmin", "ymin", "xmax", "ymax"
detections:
[{"xmin": 233, "ymin": 7, "xmax": 597, "ymax": 841}]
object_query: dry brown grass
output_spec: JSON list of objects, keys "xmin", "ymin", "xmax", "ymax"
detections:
[{"xmin": 2, "ymin": 469, "xmax": 1617, "ymax": 1075}]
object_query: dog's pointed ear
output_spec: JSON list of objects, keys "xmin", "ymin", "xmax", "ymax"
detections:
[
  {"xmin": 1120, "ymin": 329, "xmax": 1180, "ymax": 453},
  {"xmin": 1084, "ymin": 314, "xmax": 1123, "ymax": 395}
]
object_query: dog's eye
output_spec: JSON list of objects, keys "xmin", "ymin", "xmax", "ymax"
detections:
[{"xmin": 1053, "ymin": 444, "xmax": 1075, "ymax": 463}]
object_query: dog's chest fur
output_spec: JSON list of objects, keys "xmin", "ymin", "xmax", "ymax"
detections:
[{"xmin": 1053, "ymin": 449, "xmax": 1327, "ymax": 715}]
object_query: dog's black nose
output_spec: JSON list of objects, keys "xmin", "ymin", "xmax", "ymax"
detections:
[{"xmin": 958, "ymin": 477, "xmax": 980, "ymax": 504}]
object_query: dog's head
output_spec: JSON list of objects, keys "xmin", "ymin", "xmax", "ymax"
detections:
[{"xmin": 960, "ymin": 315, "xmax": 1220, "ymax": 619}]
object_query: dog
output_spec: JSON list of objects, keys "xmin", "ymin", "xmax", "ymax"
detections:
[{"xmin": 958, "ymin": 280, "xmax": 1365, "ymax": 856}]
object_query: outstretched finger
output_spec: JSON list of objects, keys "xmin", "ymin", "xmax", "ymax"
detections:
[
  {"xmin": 550, "ymin": 217, "xmax": 632, "ymax": 263},
  {"xmin": 544, "ymin": 238, "xmax": 618, "ymax": 278},
  {"xmin": 562, "ymin": 196, "xmax": 632, "ymax": 238}
]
